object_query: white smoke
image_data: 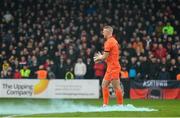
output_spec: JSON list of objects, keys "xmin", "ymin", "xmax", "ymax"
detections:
[{"xmin": 0, "ymin": 99, "xmax": 157, "ymax": 116}]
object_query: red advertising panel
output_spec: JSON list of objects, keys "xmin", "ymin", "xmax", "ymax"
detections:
[{"xmin": 130, "ymin": 80, "xmax": 180, "ymax": 99}]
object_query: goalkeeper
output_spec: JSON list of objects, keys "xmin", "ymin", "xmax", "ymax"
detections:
[{"xmin": 94, "ymin": 26, "xmax": 123, "ymax": 106}]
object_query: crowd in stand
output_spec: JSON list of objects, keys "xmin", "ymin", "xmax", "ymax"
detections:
[{"xmin": 0, "ymin": 0, "xmax": 179, "ymax": 80}]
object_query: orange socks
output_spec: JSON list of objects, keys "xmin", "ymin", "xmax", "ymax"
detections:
[
  {"xmin": 115, "ymin": 88, "xmax": 123, "ymax": 105},
  {"xmin": 102, "ymin": 87, "xmax": 109, "ymax": 105},
  {"xmin": 103, "ymin": 88, "xmax": 123, "ymax": 105}
]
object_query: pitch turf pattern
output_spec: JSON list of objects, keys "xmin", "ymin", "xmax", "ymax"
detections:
[{"xmin": 0, "ymin": 99, "xmax": 180, "ymax": 117}]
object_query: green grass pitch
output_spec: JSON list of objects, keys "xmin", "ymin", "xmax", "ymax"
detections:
[{"xmin": 0, "ymin": 98, "xmax": 180, "ymax": 117}]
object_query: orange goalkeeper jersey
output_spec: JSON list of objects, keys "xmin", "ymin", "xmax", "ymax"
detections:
[{"xmin": 104, "ymin": 36, "xmax": 121, "ymax": 71}]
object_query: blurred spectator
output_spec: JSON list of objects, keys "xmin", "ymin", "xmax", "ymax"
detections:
[
  {"xmin": 136, "ymin": 56, "xmax": 151, "ymax": 80},
  {"xmin": 158, "ymin": 66, "xmax": 170, "ymax": 80},
  {"xmin": 3, "ymin": 11, "xmax": 14, "ymax": 23},
  {"xmin": 168, "ymin": 59, "xmax": 178, "ymax": 80},
  {"xmin": 132, "ymin": 38, "xmax": 144, "ymax": 55},
  {"xmin": 65, "ymin": 71, "xmax": 74, "ymax": 80},
  {"xmin": 177, "ymin": 74, "xmax": 180, "ymax": 80},
  {"xmin": 47, "ymin": 60, "xmax": 57, "ymax": 79},
  {"xmin": 149, "ymin": 57, "xmax": 159, "ymax": 80},
  {"xmin": 47, "ymin": 66, "xmax": 56, "ymax": 79},
  {"xmin": 124, "ymin": 43, "xmax": 137, "ymax": 58},
  {"xmin": 13, "ymin": 68, "xmax": 21, "ymax": 79},
  {"xmin": 177, "ymin": 56, "xmax": 180, "ymax": 80},
  {"xmin": 154, "ymin": 44, "xmax": 167, "ymax": 59},
  {"xmin": 162, "ymin": 23, "xmax": 174, "ymax": 35},
  {"xmin": 155, "ymin": 21, "xmax": 164, "ymax": 37},
  {"xmin": 2, "ymin": 60, "xmax": 11, "ymax": 73},
  {"xmin": 19, "ymin": 56, "xmax": 27, "ymax": 68},
  {"xmin": 159, "ymin": 58, "xmax": 168, "ymax": 70},
  {"xmin": 56, "ymin": 56, "xmax": 66, "ymax": 79},
  {"xmin": 93, "ymin": 61, "xmax": 106, "ymax": 80},
  {"xmin": 29, "ymin": 56, "xmax": 38, "ymax": 77},
  {"xmin": 4, "ymin": 70, "xmax": 13, "ymax": 79},
  {"xmin": 20, "ymin": 65, "xmax": 31, "ymax": 78},
  {"xmin": 85, "ymin": 58, "xmax": 94, "ymax": 79},
  {"xmin": 128, "ymin": 57, "xmax": 137, "ymax": 79},
  {"xmin": 64, "ymin": 59, "xmax": 74, "ymax": 74},
  {"xmin": 74, "ymin": 58, "xmax": 87, "ymax": 79},
  {"xmin": 36, "ymin": 65, "xmax": 48, "ymax": 79},
  {"xmin": 1, "ymin": 60, "xmax": 12, "ymax": 78},
  {"xmin": 121, "ymin": 66, "xmax": 129, "ymax": 79},
  {"xmin": 50, "ymin": 60, "xmax": 57, "ymax": 73},
  {"xmin": 43, "ymin": 59, "xmax": 51, "ymax": 69}
]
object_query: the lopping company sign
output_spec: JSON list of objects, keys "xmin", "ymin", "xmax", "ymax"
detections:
[{"xmin": 0, "ymin": 79, "xmax": 99, "ymax": 99}]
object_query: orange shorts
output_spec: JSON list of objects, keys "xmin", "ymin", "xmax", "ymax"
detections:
[{"xmin": 104, "ymin": 69, "xmax": 120, "ymax": 81}]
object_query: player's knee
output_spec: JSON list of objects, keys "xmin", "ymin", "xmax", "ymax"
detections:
[
  {"xmin": 101, "ymin": 84, "xmax": 106, "ymax": 89},
  {"xmin": 102, "ymin": 83, "xmax": 109, "ymax": 89},
  {"xmin": 101, "ymin": 80, "xmax": 110, "ymax": 88}
]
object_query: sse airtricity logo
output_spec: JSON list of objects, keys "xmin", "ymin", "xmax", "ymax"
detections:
[{"xmin": 33, "ymin": 79, "xmax": 49, "ymax": 95}]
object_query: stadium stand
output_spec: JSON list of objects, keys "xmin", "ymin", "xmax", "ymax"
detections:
[{"xmin": 0, "ymin": 0, "xmax": 179, "ymax": 80}]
